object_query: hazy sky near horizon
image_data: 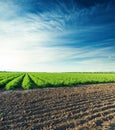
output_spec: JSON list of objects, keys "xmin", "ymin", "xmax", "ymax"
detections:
[{"xmin": 0, "ymin": 0, "xmax": 115, "ymax": 72}]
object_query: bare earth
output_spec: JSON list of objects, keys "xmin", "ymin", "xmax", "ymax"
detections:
[{"xmin": 0, "ymin": 83, "xmax": 115, "ymax": 130}]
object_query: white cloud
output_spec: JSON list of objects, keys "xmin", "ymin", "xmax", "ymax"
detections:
[{"xmin": 0, "ymin": 1, "xmax": 114, "ymax": 72}]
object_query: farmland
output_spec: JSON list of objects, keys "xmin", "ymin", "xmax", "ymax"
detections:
[
  {"xmin": 0, "ymin": 72, "xmax": 115, "ymax": 130},
  {"xmin": 0, "ymin": 83, "xmax": 115, "ymax": 129},
  {"xmin": 0, "ymin": 72, "xmax": 115, "ymax": 90}
]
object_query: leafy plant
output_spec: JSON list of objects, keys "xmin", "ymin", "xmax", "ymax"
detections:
[
  {"xmin": 22, "ymin": 74, "xmax": 33, "ymax": 89},
  {"xmin": 5, "ymin": 74, "xmax": 24, "ymax": 90}
]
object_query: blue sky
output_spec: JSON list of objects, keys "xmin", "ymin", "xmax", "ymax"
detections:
[{"xmin": 0, "ymin": 0, "xmax": 115, "ymax": 72}]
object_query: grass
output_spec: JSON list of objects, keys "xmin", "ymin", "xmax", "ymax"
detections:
[{"xmin": 0, "ymin": 72, "xmax": 115, "ymax": 90}]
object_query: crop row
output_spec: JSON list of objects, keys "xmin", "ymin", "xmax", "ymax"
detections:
[
  {"xmin": 29, "ymin": 72, "xmax": 115, "ymax": 87},
  {"xmin": 0, "ymin": 73, "xmax": 39, "ymax": 90},
  {"xmin": 0, "ymin": 72, "xmax": 22, "ymax": 81},
  {"xmin": 0, "ymin": 72, "xmax": 115, "ymax": 90}
]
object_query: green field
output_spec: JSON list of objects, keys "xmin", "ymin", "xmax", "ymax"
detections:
[{"xmin": 0, "ymin": 72, "xmax": 115, "ymax": 90}]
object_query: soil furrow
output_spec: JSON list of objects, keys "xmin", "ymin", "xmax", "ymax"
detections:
[{"xmin": 0, "ymin": 83, "xmax": 115, "ymax": 130}]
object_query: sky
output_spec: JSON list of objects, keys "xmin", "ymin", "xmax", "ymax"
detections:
[{"xmin": 0, "ymin": 0, "xmax": 115, "ymax": 72}]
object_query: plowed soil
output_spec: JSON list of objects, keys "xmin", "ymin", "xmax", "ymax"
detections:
[{"xmin": 0, "ymin": 83, "xmax": 115, "ymax": 130}]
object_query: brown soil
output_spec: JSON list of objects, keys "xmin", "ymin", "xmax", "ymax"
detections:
[{"xmin": 0, "ymin": 83, "xmax": 115, "ymax": 130}]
